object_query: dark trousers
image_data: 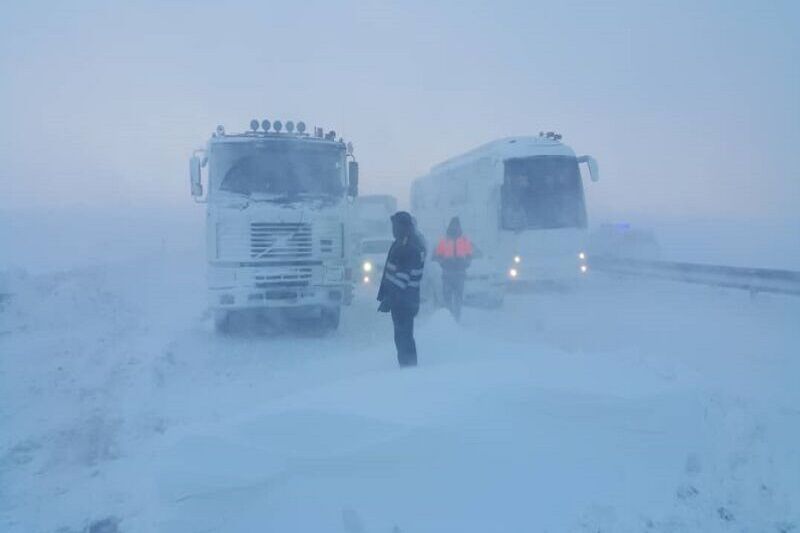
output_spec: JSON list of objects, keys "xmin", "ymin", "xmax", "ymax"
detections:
[
  {"xmin": 442, "ymin": 272, "xmax": 465, "ymax": 321},
  {"xmin": 391, "ymin": 306, "xmax": 417, "ymax": 367}
]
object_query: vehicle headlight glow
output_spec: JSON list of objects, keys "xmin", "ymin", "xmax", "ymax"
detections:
[
  {"xmin": 363, "ymin": 275, "xmax": 370, "ymax": 284},
  {"xmin": 362, "ymin": 261, "xmax": 373, "ymax": 273},
  {"xmin": 578, "ymin": 251, "xmax": 586, "ymax": 260},
  {"xmin": 513, "ymin": 255, "xmax": 521, "ymax": 264},
  {"xmin": 509, "ymin": 268, "xmax": 518, "ymax": 278},
  {"xmin": 580, "ymin": 264, "xmax": 588, "ymax": 273}
]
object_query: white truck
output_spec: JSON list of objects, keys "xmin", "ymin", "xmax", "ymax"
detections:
[
  {"xmin": 351, "ymin": 194, "xmax": 397, "ymax": 289},
  {"xmin": 410, "ymin": 132, "xmax": 599, "ymax": 302},
  {"xmin": 189, "ymin": 119, "xmax": 359, "ymax": 333},
  {"xmin": 352, "ymin": 194, "xmax": 397, "ymax": 241}
]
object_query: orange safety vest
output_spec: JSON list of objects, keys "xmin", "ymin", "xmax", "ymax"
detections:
[{"xmin": 434, "ymin": 236, "xmax": 473, "ymax": 258}]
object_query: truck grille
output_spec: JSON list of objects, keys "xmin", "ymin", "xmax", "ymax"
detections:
[
  {"xmin": 250, "ymin": 223, "xmax": 313, "ymax": 259},
  {"xmin": 253, "ymin": 267, "xmax": 313, "ymax": 288}
]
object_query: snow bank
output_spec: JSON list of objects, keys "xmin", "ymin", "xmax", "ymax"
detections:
[{"xmin": 1, "ymin": 211, "xmax": 798, "ymax": 532}]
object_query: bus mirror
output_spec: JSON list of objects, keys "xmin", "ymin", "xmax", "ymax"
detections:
[
  {"xmin": 348, "ymin": 161, "xmax": 359, "ymax": 197},
  {"xmin": 190, "ymin": 156, "xmax": 203, "ymax": 197},
  {"xmin": 577, "ymin": 155, "xmax": 599, "ymax": 182}
]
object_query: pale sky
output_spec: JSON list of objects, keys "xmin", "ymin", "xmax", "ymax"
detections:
[{"xmin": 2, "ymin": 0, "xmax": 798, "ymax": 222}]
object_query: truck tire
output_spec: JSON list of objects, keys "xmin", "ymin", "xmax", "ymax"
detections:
[
  {"xmin": 486, "ymin": 292, "xmax": 505, "ymax": 309},
  {"xmin": 214, "ymin": 310, "xmax": 231, "ymax": 334},
  {"xmin": 321, "ymin": 306, "xmax": 341, "ymax": 331}
]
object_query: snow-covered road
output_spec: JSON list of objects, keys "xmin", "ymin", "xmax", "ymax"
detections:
[{"xmin": 1, "ymin": 242, "xmax": 798, "ymax": 532}]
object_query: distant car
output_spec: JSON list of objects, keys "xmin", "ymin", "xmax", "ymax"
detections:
[
  {"xmin": 588, "ymin": 223, "xmax": 661, "ymax": 260},
  {"xmin": 356, "ymin": 237, "xmax": 394, "ymax": 288}
]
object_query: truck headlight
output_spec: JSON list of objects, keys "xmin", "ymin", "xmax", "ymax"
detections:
[{"xmin": 362, "ymin": 261, "xmax": 373, "ymax": 272}]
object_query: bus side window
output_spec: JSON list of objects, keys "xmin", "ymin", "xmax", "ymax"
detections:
[
  {"xmin": 411, "ymin": 184, "xmax": 424, "ymax": 211},
  {"xmin": 449, "ymin": 177, "xmax": 468, "ymax": 206}
]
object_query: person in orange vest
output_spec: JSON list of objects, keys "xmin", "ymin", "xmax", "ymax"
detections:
[{"xmin": 433, "ymin": 216, "xmax": 473, "ymax": 321}]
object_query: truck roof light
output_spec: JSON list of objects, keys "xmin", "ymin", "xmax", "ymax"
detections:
[
  {"xmin": 216, "ymin": 125, "xmax": 225, "ymax": 136},
  {"xmin": 249, "ymin": 119, "xmax": 259, "ymax": 132},
  {"xmin": 273, "ymin": 120, "xmax": 283, "ymax": 132},
  {"xmin": 261, "ymin": 119, "xmax": 271, "ymax": 132},
  {"xmin": 297, "ymin": 121, "xmax": 306, "ymax": 134},
  {"xmin": 286, "ymin": 120, "xmax": 295, "ymax": 133}
]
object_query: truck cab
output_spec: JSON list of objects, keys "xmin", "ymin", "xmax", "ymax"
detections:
[{"xmin": 189, "ymin": 119, "xmax": 359, "ymax": 332}]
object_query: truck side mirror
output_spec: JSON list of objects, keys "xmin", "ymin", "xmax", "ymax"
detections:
[
  {"xmin": 190, "ymin": 155, "xmax": 203, "ymax": 197},
  {"xmin": 348, "ymin": 161, "xmax": 359, "ymax": 197},
  {"xmin": 577, "ymin": 155, "xmax": 599, "ymax": 182}
]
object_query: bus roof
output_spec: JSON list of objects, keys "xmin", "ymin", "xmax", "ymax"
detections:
[{"xmin": 430, "ymin": 135, "xmax": 577, "ymax": 174}]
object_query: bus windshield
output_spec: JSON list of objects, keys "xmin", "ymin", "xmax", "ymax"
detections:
[
  {"xmin": 211, "ymin": 140, "xmax": 345, "ymax": 200},
  {"xmin": 501, "ymin": 156, "xmax": 587, "ymax": 230}
]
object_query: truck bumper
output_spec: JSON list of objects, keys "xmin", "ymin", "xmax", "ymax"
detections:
[
  {"xmin": 208, "ymin": 262, "xmax": 353, "ymax": 310},
  {"xmin": 209, "ymin": 284, "xmax": 352, "ymax": 310}
]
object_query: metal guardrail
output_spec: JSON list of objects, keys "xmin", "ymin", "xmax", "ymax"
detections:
[{"xmin": 591, "ymin": 256, "xmax": 800, "ymax": 296}]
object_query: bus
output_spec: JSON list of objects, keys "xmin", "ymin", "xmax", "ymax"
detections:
[{"xmin": 411, "ymin": 132, "xmax": 599, "ymax": 303}]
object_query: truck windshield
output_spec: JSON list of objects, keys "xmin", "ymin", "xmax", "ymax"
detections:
[
  {"xmin": 212, "ymin": 140, "xmax": 345, "ymax": 199},
  {"xmin": 500, "ymin": 156, "xmax": 587, "ymax": 230}
]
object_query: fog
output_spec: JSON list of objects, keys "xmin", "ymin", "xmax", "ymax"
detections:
[
  {"xmin": 2, "ymin": 2, "xmax": 799, "ymax": 532},
  {"xmin": 3, "ymin": 1, "xmax": 798, "ymax": 217}
]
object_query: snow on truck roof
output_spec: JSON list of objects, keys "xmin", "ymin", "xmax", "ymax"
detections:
[
  {"xmin": 209, "ymin": 133, "xmax": 345, "ymax": 148},
  {"xmin": 207, "ymin": 121, "xmax": 348, "ymax": 149},
  {"xmin": 430, "ymin": 134, "xmax": 577, "ymax": 174}
]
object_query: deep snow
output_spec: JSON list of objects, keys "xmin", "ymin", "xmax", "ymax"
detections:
[{"xmin": 1, "ymin": 212, "xmax": 799, "ymax": 532}]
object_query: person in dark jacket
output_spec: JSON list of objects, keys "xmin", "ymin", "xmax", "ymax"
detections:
[
  {"xmin": 433, "ymin": 216, "xmax": 473, "ymax": 321},
  {"xmin": 377, "ymin": 211, "xmax": 425, "ymax": 367}
]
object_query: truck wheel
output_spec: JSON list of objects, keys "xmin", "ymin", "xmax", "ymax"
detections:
[
  {"xmin": 321, "ymin": 307, "xmax": 341, "ymax": 331},
  {"xmin": 214, "ymin": 310, "xmax": 231, "ymax": 334}
]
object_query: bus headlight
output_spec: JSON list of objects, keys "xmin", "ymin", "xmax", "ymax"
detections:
[
  {"xmin": 362, "ymin": 261, "xmax": 373, "ymax": 273},
  {"xmin": 513, "ymin": 255, "xmax": 521, "ymax": 264},
  {"xmin": 509, "ymin": 268, "xmax": 519, "ymax": 278}
]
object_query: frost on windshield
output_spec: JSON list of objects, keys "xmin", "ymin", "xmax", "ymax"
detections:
[
  {"xmin": 215, "ymin": 140, "xmax": 345, "ymax": 198},
  {"xmin": 501, "ymin": 155, "xmax": 587, "ymax": 231}
]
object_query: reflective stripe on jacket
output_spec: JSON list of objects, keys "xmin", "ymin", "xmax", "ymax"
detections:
[
  {"xmin": 434, "ymin": 236, "xmax": 473, "ymax": 274},
  {"xmin": 377, "ymin": 236, "xmax": 425, "ymax": 310}
]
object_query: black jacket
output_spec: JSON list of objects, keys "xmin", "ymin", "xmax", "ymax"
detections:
[{"xmin": 377, "ymin": 235, "xmax": 425, "ymax": 311}]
